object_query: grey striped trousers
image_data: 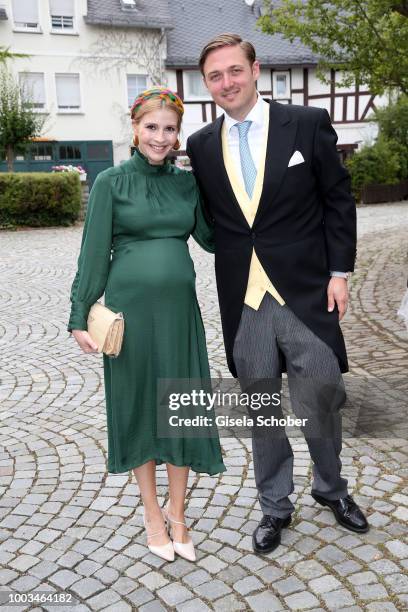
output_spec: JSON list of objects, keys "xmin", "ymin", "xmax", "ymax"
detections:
[{"xmin": 233, "ymin": 293, "xmax": 348, "ymax": 518}]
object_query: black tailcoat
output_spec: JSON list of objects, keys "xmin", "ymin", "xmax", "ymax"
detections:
[{"xmin": 186, "ymin": 100, "xmax": 356, "ymax": 377}]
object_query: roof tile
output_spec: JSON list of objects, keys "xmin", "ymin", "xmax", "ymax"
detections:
[
  {"xmin": 166, "ymin": 0, "xmax": 318, "ymax": 67},
  {"xmin": 85, "ymin": 0, "xmax": 172, "ymax": 29}
]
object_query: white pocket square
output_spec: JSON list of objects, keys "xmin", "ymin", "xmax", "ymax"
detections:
[{"xmin": 288, "ymin": 150, "xmax": 305, "ymax": 167}]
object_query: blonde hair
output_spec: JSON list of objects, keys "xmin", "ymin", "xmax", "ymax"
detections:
[{"xmin": 199, "ymin": 33, "xmax": 256, "ymax": 76}]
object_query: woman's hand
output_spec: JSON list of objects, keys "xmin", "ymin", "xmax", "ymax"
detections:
[{"xmin": 71, "ymin": 330, "xmax": 99, "ymax": 353}]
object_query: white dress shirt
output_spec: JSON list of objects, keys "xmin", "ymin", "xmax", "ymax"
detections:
[
  {"xmin": 223, "ymin": 95, "xmax": 348, "ymax": 279},
  {"xmin": 223, "ymin": 94, "xmax": 267, "ymax": 191}
]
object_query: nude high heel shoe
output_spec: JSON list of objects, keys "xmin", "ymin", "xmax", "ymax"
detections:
[
  {"xmin": 163, "ymin": 504, "xmax": 196, "ymax": 562},
  {"xmin": 143, "ymin": 511, "xmax": 174, "ymax": 562}
]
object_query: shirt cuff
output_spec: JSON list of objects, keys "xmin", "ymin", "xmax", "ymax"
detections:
[{"xmin": 330, "ymin": 271, "xmax": 349, "ymax": 279}]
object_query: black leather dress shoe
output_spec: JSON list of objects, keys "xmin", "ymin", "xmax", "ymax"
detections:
[
  {"xmin": 312, "ymin": 493, "xmax": 369, "ymax": 533},
  {"xmin": 253, "ymin": 514, "xmax": 292, "ymax": 554}
]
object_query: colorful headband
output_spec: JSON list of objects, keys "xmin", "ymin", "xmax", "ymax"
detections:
[{"xmin": 130, "ymin": 87, "xmax": 184, "ymax": 118}]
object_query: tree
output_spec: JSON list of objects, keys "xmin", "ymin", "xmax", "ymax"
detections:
[
  {"xmin": 346, "ymin": 139, "xmax": 401, "ymax": 199},
  {"xmin": 345, "ymin": 95, "xmax": 408, "ymax": 197},
  {"xmin": 74, "ymin": 27, "xmax": 166, "ymax": 148},
  {"xmin": 375, "ymin": 94, "xmax": 408, "ymax": 149},
  {"xmin": 76, "ymin": 27, "xmax": 166, "ymax": 86},
  {"xmin": 259, "ymin": 0, "xmax": 408, "ymax": 95},
  {"xmin": 0, "ymin": 46, "xmax": 28, "ymax": 65},
  {"xmin": 374, "ymin": 94, "xmax": 408, "ymax": 179},
  {"xmin": 0, "ymin": 69, "xmax": 45, "ymax": 171}
]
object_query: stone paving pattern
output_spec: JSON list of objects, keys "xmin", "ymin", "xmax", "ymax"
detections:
[{"xmin": 0, "ymin": 202, "xmax": 407, "ymax": 611}]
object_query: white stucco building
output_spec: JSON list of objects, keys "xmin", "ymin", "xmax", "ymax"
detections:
[{"xmin": 0, "ymin": 0, "xmax": 170, "ymax": 182}]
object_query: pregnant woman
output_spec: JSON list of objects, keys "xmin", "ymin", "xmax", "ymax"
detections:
[{"xmin": 68, "ymin": 87, "xmax": 225, "ymax": 563}]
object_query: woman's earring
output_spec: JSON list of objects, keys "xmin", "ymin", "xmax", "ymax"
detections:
[
  {"xmin": 173, "ymin": 139, "xmax": 181, "ymax": 151},
  {"xmin": 133, "ymin": 134, "xmax": 139, "ymax": 147}
]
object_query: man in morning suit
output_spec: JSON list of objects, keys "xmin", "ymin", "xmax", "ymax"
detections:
[{"xmin": 186, "ymin": 34, "xmax": 369, "ymax": 554}]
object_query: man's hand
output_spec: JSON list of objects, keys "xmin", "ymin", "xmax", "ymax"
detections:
[
  {"xmin": 327, "ymin": 277, "xmax": 349, "ymax": 320},
  {"xmin": 71, "ymin": 330, "xmax": 99, "ymax": 353}
]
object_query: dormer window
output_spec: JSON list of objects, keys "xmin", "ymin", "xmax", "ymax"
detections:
[{"xmin": 121, "ymin": 0, "xmax": 137, "ymax": 8}]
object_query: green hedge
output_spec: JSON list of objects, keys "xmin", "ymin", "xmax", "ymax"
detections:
[
  {"xmin": 345, "ymin": 95, "xmax": 408, "ymax": 203},
  {"xmin": 345, "ymin": 138, "xmax": 401, "ymax": 202},
  {"xmin": 0, "ymin": 171, "xmax": 82, "ymax": 228}
]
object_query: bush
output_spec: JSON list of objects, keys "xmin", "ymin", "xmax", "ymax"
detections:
[
  {"xmin": 374, "ymin": 94, "xmax": 408, "ymax": 181},
  {"xmin": 375, "ymin": 95, "xmax": 408, "ymax": 152},
  {"xmin": 0, "ymin": 171, "xmax": 81, "ymax": 228},
  {"xmin": 345, "ymin": 138, "xmax": 401, "ymax": 202},
  {"xmin": 386, "ymin": 139, "xmax": 408, "ymax": 181}
]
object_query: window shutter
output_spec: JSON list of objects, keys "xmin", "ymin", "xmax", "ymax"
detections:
[
  {"xmin": 49, "ymin": 0, "xmax": 74, "ymax": 16},
  {"xmin": 12, "ymin": 0, "xmax": 38, "ymax": 23},
  {"xmin": 56, "ymin": 74, "xmax": 80, "ymax": 107},
  {"xmin": 19, "ymin": 72, "xmax": 46, "ymax": 105}
]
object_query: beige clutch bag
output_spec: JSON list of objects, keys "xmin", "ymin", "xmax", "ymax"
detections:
[{"xmin": 87, "ymin": 302, "xmax": 124, "ymax": 357}]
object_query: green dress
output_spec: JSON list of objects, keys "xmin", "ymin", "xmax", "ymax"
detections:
[{"xmin": 68, "ymin": 148, "xmax": 226, "ymax": 475}]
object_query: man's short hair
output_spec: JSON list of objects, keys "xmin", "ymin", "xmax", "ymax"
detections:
[{"xmin": 199, "ymin": 33, "xmax": 256, "ymax": 76}]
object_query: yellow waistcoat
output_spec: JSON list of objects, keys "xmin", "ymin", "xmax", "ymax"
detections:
[{"xmin": 221, "ymin": 106, "xmax": 285, "ymax": 310}]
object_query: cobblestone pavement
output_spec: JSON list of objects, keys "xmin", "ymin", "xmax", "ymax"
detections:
[{"xmin": 0, "ymin": 202, "xmax": 407, "ymax": 612}]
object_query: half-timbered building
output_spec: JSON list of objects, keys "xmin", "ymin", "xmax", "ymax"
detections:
[{"xmin": 166, "ymin": 0, "xmax": 386, "ymax": 162}]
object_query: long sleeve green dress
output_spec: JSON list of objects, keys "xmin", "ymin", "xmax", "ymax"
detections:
[{"xmin": 68, "ymin": 148, "xmax": 226, "ymax": 475}]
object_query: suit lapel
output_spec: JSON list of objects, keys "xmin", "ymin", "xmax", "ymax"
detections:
[
  {"xmin": 201, "ymin": 116, "xmax": 251, "ymax": 229},
  {"xmin": 254, "ymin": 100, "xmax": 298, "ymax": 227}
]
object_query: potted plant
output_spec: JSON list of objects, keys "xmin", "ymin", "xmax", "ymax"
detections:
[{"xmin": 52, "ymin": 164, "xmax": 87, "ymax": 182}]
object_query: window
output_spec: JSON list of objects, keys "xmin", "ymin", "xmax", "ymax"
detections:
[
  {"xmin": 273, "ymin": 71, "xmax": 290, "ymax": 99},
  {"xmin": 12, "ymin": 0, "xmax": 39, "ymax": 30},
  {"xmin": 87, "ymin": 143, "xmax": 111, "ymax": 160},
  {"xmin": 55, "ymin": 74, "xmax": 81, "ymax": 111},
  {"xmin": 51, "ymin": 15, "xmax": 73, "ymax": 28},
  {"xmin": 19, "ymin": 72, "xmax": 46, "ymax": 109},
  {"xmin": 31, "ymin": 143, "xmax": 53, "ymax": 160},
  {"xmin": 49, "ymin": 0, "xmax": 74, "ymax": 31},
  {"xmin": 184, "ymin": 71, "xmax": 210, "ymax": 100},
  {"xmin": 59, "ymin": 145, "xmax": 81, "ymax": 160},
  {"xmin": 127, "ymin": 75, "xmax": 148, "ymax": 107}
]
